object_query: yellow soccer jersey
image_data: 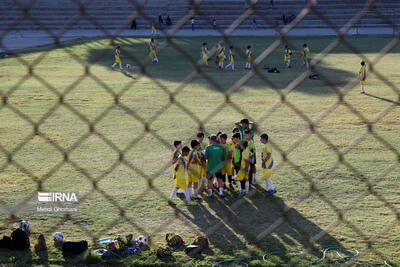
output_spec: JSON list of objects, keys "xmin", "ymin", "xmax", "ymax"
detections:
[
  {"xmin": 262, "ymin": 143, "xmax": 273, "ymax": 169},
  {"xmin": 217, "ymin": 46, "xmax": 225, "ymax": 62},
  {"xmin": 148, "ymin": 41, "xmax": 156, "ymax": 57},
  {"xmin": 241, "ymin": 148, "xmax": 251, "ymax": 169},
  {"xmin": 222, "ymin": 143, "xmax": 232, "ymax": 160},
  {"xmin": 115, "ymin": 49, "xmax": 121, "ymax": 63},
  {"xmin": 304, "ymin": 47, "xmax": 310, "ymax": 59},
  {"xmin": 199, "ymin": 141, "xmax": 206, "ymax": 151},
  {"xmin": 246, "ymin": 49, "xmax": 251, "ymax": 63},
  {"xmin": 175, "ymin": 156, "xmax": 188, "ymax": 189},
  {"xmin": 284, "ymin": 48, "xmax": 292, "ymax": 61},
  {"xmin": 359, "ymin": 65, "xmax": 366, "ymax": 81},
  {"xmin": 229, "ymin": 50, "xmax": 234, "ymax": 64}
]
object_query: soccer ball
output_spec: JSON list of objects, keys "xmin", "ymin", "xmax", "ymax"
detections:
[
  {"xmin": 20, "ymin": 220, "xmax": 30, "ymax": 231},
  {"xmin": 137, "ymin": 235, "xmax": 147, "ymax": 245},
  {"xmin": 53, "ymin": 232, "xmax": 64, "ymax": 242},
  {"xmin": 126, "ymin": 64, "xmax": 131, "ymax": 68}
]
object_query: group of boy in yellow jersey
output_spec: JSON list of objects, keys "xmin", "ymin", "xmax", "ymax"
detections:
[
  {"xmin": 168, "ymin": 118, "xmax": 277, "ymax": 206},
  {"xmin": 199, "ymin": 42, "xmax": 252, "ymax": 70},
  {"xmin": 113, "ymin": 40, "xmax": 367, "ymax": 93}
]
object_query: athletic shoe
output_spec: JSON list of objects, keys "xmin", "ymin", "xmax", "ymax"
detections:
[
  {"xmin": 360, "ymin": 91, "xmax": 365, "ymax": 94},
  {"xmin": 187, "ymin": 201, "xmax": 198, "ymax": 206},
  {"xmin": 234, "ymin": 187, "xmax": 239, "ymax": 192},
  {"xmin": 266, "ymin": 189, "xmax": 275, "ymax": 196},
  {"xmin": 271, "ymin": 189, "xmax": 277, "ymax": 194},
  {"xmin": 237, "ymin": 192, "xmax": 244, "ymax": 199},
  {"xmin": 219, "ymin": 194, "xmax": 224, "ymax": 199},
  {"xmin": 194, "ymin": 196, "xmax": 202, "ymax": 201},
  {"xmin": 168, "ymin": 200, "xmax": 176, "ymax": 205},
  {"xmin": 229, "ymin": 183, "xmax": 234, "ymax": 190}
]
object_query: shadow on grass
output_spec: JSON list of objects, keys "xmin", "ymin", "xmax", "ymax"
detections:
[
  {"xmin": 365, "ymin": 93, "xmax": 400, "ymax": 105},
  {"xmin": 176, "ymin": 185, "xmax": 342, "ymax": 263}
]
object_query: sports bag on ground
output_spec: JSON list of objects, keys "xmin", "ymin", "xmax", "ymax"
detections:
[
  {"xmin": 62, "ymin": 240, "xmax": 88, "ymax": 254},
  {"xmin": 0, "ymin": 235, "xmax": 12, "ymax": 249}
]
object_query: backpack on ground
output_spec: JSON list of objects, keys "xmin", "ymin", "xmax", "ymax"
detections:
[
  {"xmin": 0, "ymin": 235, "xmax": 12, "ymax": 249},
  {"xmin": 11, "ymin": 228, "xmax": 30, "ymax": 250},
  {"xmin": 62, "ymin": 240, "xmax": 88, "ymax": 255}
]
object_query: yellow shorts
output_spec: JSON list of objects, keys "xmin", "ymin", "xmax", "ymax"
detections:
[
  {"xmin": 360, "ymin": 80, "xmax": 366, "ymax": 84},
  {"xmin": 235, "ymin": 169, "xmax": 249, "ymax": 181},
  {"xmin": 175, "ymin": 175, "xmax": 187, "ymax": 189},
  {"xmin": 115, "ymin": 57, "xmax": 121, "ymax": 63},
  {"xmin": 284, "ymin": 56, "xmax": 288, "ymax": 62},
  {"xmin": 188, "ymin": 165, "xmax": 201, "ymax": 183},
  {"xmin": 149, "ymin": 50, "xmax": 155, "ymax": 57},
  {"xmin": 222, "ymin": 163, "xmax": 232, "ymax": 176},
  {"xmin": 218, "ymin": 55, "xmax": 224, "ymax": 62},
  {"xmin": 202, "ymin": 55, "xmax": 208, "ymax": 62},
  {"xmin": 263, "ymin": 168, "xmax": 273, "ymax": 180}
]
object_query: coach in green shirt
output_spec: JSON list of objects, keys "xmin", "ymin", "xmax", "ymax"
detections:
[{"xmin": 205, "ymin": 134, "xmax": 226, "ymax": 198}]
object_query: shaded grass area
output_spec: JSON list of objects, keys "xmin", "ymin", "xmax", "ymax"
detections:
[{"xmin": 0, "ymin": 35, "xmax": 399, "ymax": 265}]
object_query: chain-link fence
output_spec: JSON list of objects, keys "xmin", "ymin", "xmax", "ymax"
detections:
[{"xmin": 0, "ymin": 0, "xmax": 399, "ymax": 265}]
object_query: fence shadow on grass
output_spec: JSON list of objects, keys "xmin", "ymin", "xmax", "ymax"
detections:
[{"xmin": 365, "ymin": 93, "xmax": 400, "ymax": 105}]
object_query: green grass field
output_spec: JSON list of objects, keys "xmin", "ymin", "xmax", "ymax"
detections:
[{"xmin": 0, "ymin": 35, "xmax": 399, "ymax": 266}]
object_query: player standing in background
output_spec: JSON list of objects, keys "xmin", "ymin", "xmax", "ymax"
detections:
[
  {"xmin": 225, "ymin": 46, "xmax": 235, "ymax": 71},
  {"xmin": 151, "ymin": 22, "xmax": 157, "ymax": 36},
  {"xmin": 148, "ymin": 38, "xmax": 158, "ymax": 63},
  {"xmin": 111, "ymin": 45, "xmax": 122, "ymax": 69},
  {"xmin": 245, "ymin": 45, "xmax": 252, "ymax": 69},
  {"xmin": 284, "ymin": 45, "xmax": 292, "ymax": 68},
  {"xmin": 359, "ymin": 61, "xmax": 367, "ymax": 94},
  {"xmin": 302, "ymin": 43, "xmax": 310, "ymax": 68},
  {"xmin": 217, "ymin": 41, "xmax": 225, "ymax": 70},
  {"xmin": 201, "ymin": 42, "xmax": 209, "ymax": 66}
]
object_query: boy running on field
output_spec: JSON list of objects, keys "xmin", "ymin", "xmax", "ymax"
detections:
[
  {"xmin": 235, "ymin": 140, "xmax": 251, "ymax": 198},
  {"xmin": 111, "ymin": 45, "xmax": 123, "ymax": 69},
  {"xmin": 245, "ymin": 45, "xmax": 252, "ymax": 69},
  {"xmin": 359, "ymin": 61, "xmax": 367, "ymax": 94},
  {"xmin": 169, "ymin": 146, "xmax": 198, "ymax": 205},
  {"xmin": 260, "ymin": 133, "xmax": 276, "ymax": 195},
  {"xmin": 225, "ymin": 46, "xmax": 235, "ymax": 70},
  {"xmin": 187, "ymin": 140, "xmax": 203, "ymax": 200}
]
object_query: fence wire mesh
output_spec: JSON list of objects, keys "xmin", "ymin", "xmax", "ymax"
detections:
[{"xmin": 0, "ymin": 0, "xmax": 399, "ymax": 265}]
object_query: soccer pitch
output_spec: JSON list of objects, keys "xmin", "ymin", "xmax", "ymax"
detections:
[{"xmin": 0, "ymin": 35, "xmax": 399, "ymax": 265}]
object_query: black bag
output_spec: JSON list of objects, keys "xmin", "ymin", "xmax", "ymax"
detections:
[
  {"xmin": 0, "ymin": 235, "xmax": 12, "ymax": 249},
  {"xmin": 268, "ymin": 67, "xmax": 280, "ymax": 73},
  {"xmin": 11, "ymin": 228, "xmax": 30, "ymax": 250},
  {"xmin": 185, "ymin": 245, "xmax": 201, "ymax": 257},
  {"xmin": 62, "ymin": 240, "xmax": 88, "ymax": 255}
]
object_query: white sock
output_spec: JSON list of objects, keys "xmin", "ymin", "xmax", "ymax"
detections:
[
  {"xmin": 361, "ymin": 84, "xmax": 365, "ymax": 92},
  {"xmin": 188, "ymin": 187, "xmax": 192, "ymax": 197},
  {"xmin": 302, "ymin": 60, "xmax": 305, "ymax": 65},
  {"xmin": 184, "ymin": 188, "xmax": 191, "ymax": 202},
  {"xmin": 112, "ymin": 63, "xmax": 116, "ymax": 67},
  {"xmin": 236, "ymin": 181, "xmax": 242, "ymax": 192},
  {"xmin": 119, "ymin": 62, "xmax": 122, "ymax": 69},
  {"xmin": 245, "ymin": 181, "xmax": 249, "ymax": 194},
  {"xmin": 208, "ymin": 189, "xmax": 213, "ymax": 196},
  {"xmin": 194, "ymin": 188, "xmax": 198, "ymax": 197},
  {"xmin": 306, "ymin": 61, "xmax": 309, "ymax": 68},
  {"xmin": 170, "ymin": 187, "xmax": 177, "ymax": 200},
  {"xmin": 225, "ymin": 64, "xmax": 230, "ymax": 69},
  {"xmin": 267, "ymin": 178, "xmax": 275, "ymax": 191},
  {"xmin": 253, "ymin": 173, "xmax": 257, "ymax": 183},
  {"xmin": 232, "ymin": 64, "xmax": 234, "ymax": 70},
  {"xmin": 219, "ymin": 187, "xmax": 223, "ymax": 196}
]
